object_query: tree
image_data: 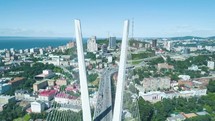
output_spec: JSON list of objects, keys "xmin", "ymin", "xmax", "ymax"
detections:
[
  {"xmin": 207, "ymin": 80, "xmax": 215, "ymax": 93},
  {"xmin": 60, "ymin": 85, "xmax": 66, "ymax": 91},
  {"xmin": 85, "ymin": 52, "xmax": 96, "ymax": 60},
  {"xmin": 87, "ymin": 73, "xmax": 98, "ymax": 82},
  {"xmin": 0, "ymin": 101, "xmax": 25, "ymax": 121},
  {"xmin": 138, "ymin": 97, "xmax": 154, "ymax": 121}
]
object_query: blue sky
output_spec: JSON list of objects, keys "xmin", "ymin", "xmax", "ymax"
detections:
[{"xmin": 0, "ymin": 0, "xmax": 215, "ymax": 37}]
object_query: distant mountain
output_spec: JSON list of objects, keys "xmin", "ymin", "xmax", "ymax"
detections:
[
  {"xmin": 208, "ymin": 36, "xmax": 215, "ymax": 39},
  {"xmin": 170, "ymin": 36, "xmax": 204, "ymax": 40}
]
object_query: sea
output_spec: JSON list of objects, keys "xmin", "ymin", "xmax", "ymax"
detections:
[{"xmin": 0, "ymin": 37, "xmax": 87, "ymax": 50}]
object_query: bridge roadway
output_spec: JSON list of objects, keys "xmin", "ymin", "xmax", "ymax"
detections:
[{"xmin": 93, "ymin": 67, "xmax": 117, "ymax": 121}]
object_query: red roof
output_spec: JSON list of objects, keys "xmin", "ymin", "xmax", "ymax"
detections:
[
  {"xmin": 55, "ymin": 92, "xmax": 69, "ymax": 98},
  {"xmin": 55, "ymin": 92, "xmax": 77, "ymax": 99},
  {"xmin": 39, "ymin": 90, "xmax": 57, "ymax": 96},
  {"xmin": 65, "ymin": 84, "xmax": 79, "ymax": 92}
]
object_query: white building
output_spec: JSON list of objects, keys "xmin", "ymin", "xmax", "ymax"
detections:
[
  {"xmin": 192, "ymin": 89, "xmax": 207, "ymax": 96},
  {"xmin": 5, "ymin": 51, "xmax": 11, "ymax": 58},
  {"xmin": 55, "ymin": 95, "xmax": 81, "ymax": 105},
  {"xmin": 177, "ymin": 89, "xmax": 207, "ymax": 98},
  {"xmin": 197, "ymin": 45, "xmax": 203, "ymax": 50},
  {"xmin": 141, "ymin": 77, "xmax": 171, "ymax": 92},
  {"xmin": 87, "ymin": 36, "xmax": 98, "ymax": 52},
  {"xmin": 178, "ymin": 75, "xmax": 190, "ymax": 81},
  {"xmin": 138, "ymin": 89, "xmax": 207, "ymax": 103},
  {"xmin": 205, "ymin": 46, "xmax": 214, "ymax": 51},
  {"xmin": 15, "ymin": 90, "xmax": 36, "ymax": 101},
  {"xmin": 207, "ymin": 61, "xmax": 214, "ymax": 70},
  {"xmin": 164, "ymin": 41, "xmax": 172, "ymax": 51},
  {"xmin": 139, "ymin": 91, "xmax": 165, "ymax": 103},
  {"xmin": 24, "ymin": 49, "xmax": 29, "ymax": 53},
  {"xmin": 164, "ymin": 91, "xmax": 179, "ymax": 99},
  {"xmin": 0, "ymin": 95, "xmax": 15, "ymax": 104},
  {"xmin": 188, "ymin": 65, "xmax": 199, "ymax": 71},
  {"xmin": 39, "ymin": 49, "xmax": 44, "ymax": 55},
  {"xmin": 107, "ymin": 56, "xmax": 113, "ymax": 63},
  {"xmin": 10, "ymin": 48, "xmax": 14, "ymax": 54},
  {"xmin": 34, "ymin": 70, "xmax": 55, "ymax": 80},
  {"xmin": 19, "ymin": 49, "xmax": 23, "ymax": 54},
  {"xmin": 108, "ymin": 36, "xmax": 116, "ymax": 49},
  {"xmin": 30, "ymin": 48, "xmax": 35, "ymax": 53},
  {"xmin": 31, "ymin": 101, "xmax": 45, "ymax": 113}
]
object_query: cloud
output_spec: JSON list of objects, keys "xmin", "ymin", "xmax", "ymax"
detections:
[
  {"xmin": 162, "ymin": 25, "xmax": 215, "ymax": 37},
  {"xmin": 0, "ymin": 28, "xmax": 73, "ymax": 37}
]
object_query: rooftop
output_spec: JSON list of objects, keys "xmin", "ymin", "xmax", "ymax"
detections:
[
  {"xmin": 182, "ymin": 113, "xmax": 197, "ymax": 118},
  {"xmin": 65, "ymin": 84, "xmax": 79, "ymax": 92},
  {"xmin": 9, "ymin": 77, "xmax": 25, "ymax": 83},
  {"xmin": 196, "ymin": 111, "xmax": 209, "ymax": 116},
  {"xmin": 0, "ymin": 95, "xmax": 15, "ymax": 99},
  {"xmin": 34, "ymin": 79, "xmax": 48, "ymax": 85},
  {"xmin": 55, "ymin": 92, "xmax": 76, "ymax": 99},
  {"xmin": 39, "ymin": 90, "xmax": 57, "ymax": 97},
  {"xmin": 15, "ymin": 89, "xmax": 29, "ymax": 94},
  {"xmin": 35, "ymin": 70, "xmax": 54, "ymax": 78}
]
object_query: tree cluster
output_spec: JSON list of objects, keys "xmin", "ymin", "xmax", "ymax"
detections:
[
  {"xmin": 138, "ymin": 93, "xmax": 215, "ymax": 121},
  {"xmin": 0, "ymin": 102, "xmax": 25, "ymax": 121},
  {"xmin": 87, "ymin": 73, "xmax": 98, "ymax": 83},
  {"xmin": 4, "ymin": 62, "xmax": 63, "ymax": 95}
]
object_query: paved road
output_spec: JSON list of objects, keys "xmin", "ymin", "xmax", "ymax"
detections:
[{"xmin": 93, "ymin": 67, "xmax": 117, "ymax": 121}]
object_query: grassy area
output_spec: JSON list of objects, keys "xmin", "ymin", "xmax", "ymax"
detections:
[
  {"xmin": 132, "ymin": 60, "xmax": 143, "ymax": 65},
  {"xmin": 92, "ymin": 77, "xmax": 100, "ymax": 85},
  {"xmin": 131, "ymin": 51, "xmax": 155, "ymax": 60},
  {"xmin": 13, "ymin": 118, "xmax": 22, "ymax": 121},
  {"xmin": 14, "ymin": 114, "xmax": 31, "ymax": 121},
  {"xmin": 23, "ymin": 114, "xmax": 31, "ymax": 121}
]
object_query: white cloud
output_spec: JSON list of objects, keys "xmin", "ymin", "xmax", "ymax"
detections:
[{"xmin": 0, "ymin": 28, "xmax": 73, "ymax": 37}]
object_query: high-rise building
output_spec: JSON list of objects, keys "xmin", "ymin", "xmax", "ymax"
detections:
[
  {"xmin": 164, "ymin": 41, "xmax": 172, "ymax": 51},
  {"xmin": 101, "ymin": 44, "xmax": 107, "ymax": 53},
  {"xmin": 19, "ymin": 49, "xmax": 23, "ymax": 54},
  {"xmin": 152, "ymin": 39, "xmax": 157, "ymax": 48},
  {"xmin": 30, "ymin": 48, "xmax": 35, "ymax": 53},
  {"xmin": 10, "ymin": 48, "xmax": 15, "ymax": 55},
  {"xmin": 5, "ymin": 51, "xmax": 11, "ymax": 58},
  {"xmin": 87, "ymin": 36, "xmax": 98, "ymax": 52},
  {"xmin": 183, "ymin": 47, "xmax": 190, "ymax": 54},
  {"xmin": 39, "ymin": 49, "xmax": 44, "ymax": 55},
  {"xmin": 108, "ymin": 36, "xmax": 116, "ymax": 49}
]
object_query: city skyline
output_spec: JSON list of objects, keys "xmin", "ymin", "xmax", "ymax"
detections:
[{"xmin": 0, "ymin": 0, "xmax": 215, "ymax": 37}]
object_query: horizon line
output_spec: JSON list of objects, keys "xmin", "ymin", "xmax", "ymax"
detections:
[{"xmin": 0, "ymin": 35, "xmax": 215, "ymax": 39}]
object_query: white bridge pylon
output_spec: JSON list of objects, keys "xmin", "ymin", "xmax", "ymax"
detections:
[
  {"xmin": 112, "ymin": 20, "xmax": 129, "ymax": 121},
  {"xmin": 74, "ymin": 19, "xmax": 129, "ymax": 121},
  {"xmin": 74, "ymin": 19, "xmax": 92, "ymax": 121}
]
